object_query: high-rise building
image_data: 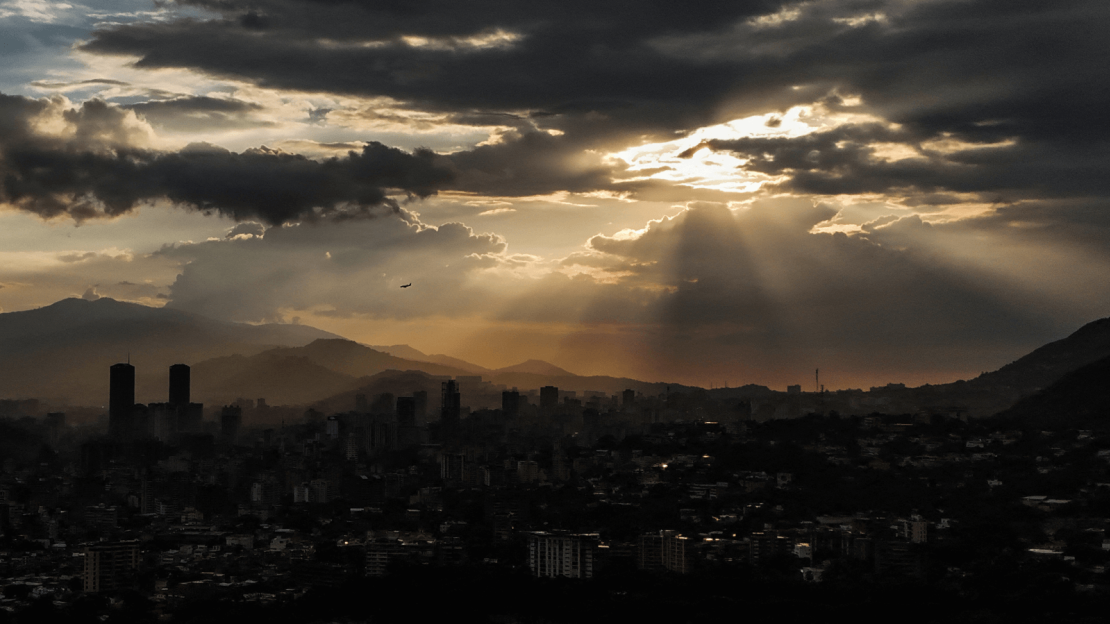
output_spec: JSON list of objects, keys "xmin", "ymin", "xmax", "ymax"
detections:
[
  {"xmin": 540, "ymin": 386, "xmax": 559, "ymax": 410},
  {"xmin": 365, "ymin": 538, "xmax": 406, "ymax": 577},
  {"xmin": 502, "ymin": 389, "xmax": 521, "ymax": 418},
  {"xmin": 637, "ymin": 533, "xmax": 663, "ymax": 571},
  {"xmin": 441, "ymin": 380, "xmax": 461, "ymax": 427},
  {"xmin": 440, "ymin": 452, "xmax": 466, "ymax": 483},
  {"xmin": 169, "ymin": 364, "xmax": 190, "ymax": 406},
  {"xmin": 46, "ymin": 412, "xmax": 65, "ymax": 443},
  {"xmin": 397, "ymin": 396, "xmax": 416, "ymax": 427},
  {"xmin": 396, "ymin": 396, "xmax": 420, "ymax": 447},
  {"xmin": 517, "ymin": 460, "xmax": 539, "ymax": 483},
  {"xmin": 638, "ymin": 530, "xmax": 693, "ymax": 573},
  {"xmin": 140, "ymin": 470, "xmax": 154, "ymax": 514},
  {"xmin": 178, "ymin": 402, "xmax": 203, "ymax": 433},
  {"xmin": 345, "ymin": 433, "xmax": 359, "ymax": 461},
  {"xmin": 902, "ymin": 517, "xmax": 928, "ymax": 543},
  {"xmin": 150, "ymin": 363, "xmax": 199, "ymax": 439},
  {"xmin": 83, "ymin": 541, "xmax": 140, "ymax": 593},
  {"xmin": 413, "ymin": 390, "xmax": 428, "ymax": 423},
  {"xmin": 528, "ymin": 532, "xmax": 598, "ymax": 578},
  {"xmin": 661, "ymin": 530, "xmax": 692, "ymax": 574},
  {"xmin": 367, "ymin": 417, "xmax": 397, "ymax": 454},
  {"xmin": 220, "ymin": 405, "xmax": 242, "ymax": 443},
  {"xmin": 750, "ymin": 531, "xmax": 792, "ymax": 564},
  {"xmin": 149, "ymin": 403, "xmax": 175, "ymax": 440},
  {"xmin": 109, "ymin": 363, "xmax": 135, "ymax": 438},
  {"xmin": 622, "ymin": 389, "xmax": 636, "ymax": 408},
  {"xmin": 371, "ymin": 393, "xmax": 395, "ymax": 415}
]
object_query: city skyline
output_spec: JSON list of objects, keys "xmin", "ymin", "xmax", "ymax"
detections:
[{"xmin": 1, "ymin": 1, "xmax": 1108, "ymax": 390}]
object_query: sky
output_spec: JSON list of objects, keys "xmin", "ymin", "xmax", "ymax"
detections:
[{"xmin": 0, "ymin": 0, "xmax": 1108, "ymax": 390}]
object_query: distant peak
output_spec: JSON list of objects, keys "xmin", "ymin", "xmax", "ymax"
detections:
[
  {"xmin": 296, "ymin": 338, "xmax": 389, "ymax": 355},
  {"xmin": 44, "ymin": 297, "xmax": 93, "ymax": 308},
  {"xmin": 494, "ymin": 359, "xmax": 573, "ymax": 376},
  {"xmin": 308, "ymin": 338, "xmax": 361, "ymax": 346},
  {"xmin": 44, "ymin": 296, "xmax": 138, "ymax": 310}
]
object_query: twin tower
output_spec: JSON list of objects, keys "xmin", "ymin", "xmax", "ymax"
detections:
[{"xmin": 109, "ymin": 363, "xmax": 201, "ymax": 439}]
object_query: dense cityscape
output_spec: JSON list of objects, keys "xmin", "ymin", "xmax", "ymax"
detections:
[
  {"xmin": 1, "ymin": 345, "xmax": 1109, "ymax": 622},
  {"xmin": 2, "ymin": 1, "xmax": 1109, "ymax": 622}
]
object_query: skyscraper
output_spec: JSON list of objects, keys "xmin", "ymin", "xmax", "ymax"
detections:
[
  {"xmin": 540, "ymin": 386, "xmax": 559, "ymax": 410},
  {"xmin": 622, "ymin": 388, "xmax": 636, "ymax": 408},
  {"xmin": 441, "ymin": 380, "xmax": 461, "ymax": 428},
  {"xmin": 221, "ymin": 405, "xmax": 242, "ymax": 443},
  {"xmin": 397, "ymin": 396, "xmax": 416, "ymax": 427},
  {"xmin": 109, "ymin": 363, "xmax": 135, "ymax": 438},
  {"xmin": 397, "ymin": 396, "xmax": 420, "ymax": 447},
  {"xmin": 413, "ymin": 390, "xmax": 428, "ymax": 423},
  {"xmin": 169, "ymin": 364, "xmax": 190, "ymax": 406},
  {"xmin": 502, "ymin": 389, "xmax": 521, "ymax": 418},
  {"xmin": 149, "ymin": 364, "xmax": 202, "ymax": 439}
]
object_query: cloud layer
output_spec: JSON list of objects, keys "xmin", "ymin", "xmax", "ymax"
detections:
[{"xmin": 0, "ymin": 93, "xmax": 454, "ymax": 224}]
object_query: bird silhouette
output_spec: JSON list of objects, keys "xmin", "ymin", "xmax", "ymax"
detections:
[{"xmin": 401, "ymin": 283, "xmax": 412, "ymax": 288}]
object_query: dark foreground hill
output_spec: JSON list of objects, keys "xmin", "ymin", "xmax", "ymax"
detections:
[
  {"xmin": 996, "ymin": 354, "xmax": 1110, "ymax": 430},
  {"xmin": 963, "ymin": 317, "xmax": 1110, "ymax": 401},
  {"xmin": 851, "ymin": 315, "xmax": 1110, "ymax": 418}
]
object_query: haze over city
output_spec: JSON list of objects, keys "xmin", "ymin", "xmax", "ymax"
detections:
[
  {"xmin": 5, "ymin": 3, "xmax": 1110, "ymax": 623},
  {"xmin": 1, "ymin": 0, "xmax": 1107, "ymax": 390}
]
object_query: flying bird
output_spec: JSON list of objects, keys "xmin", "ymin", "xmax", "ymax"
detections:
[{"xmin": 401, "ymin": 283, "xmax": 412, "ymax": 288}]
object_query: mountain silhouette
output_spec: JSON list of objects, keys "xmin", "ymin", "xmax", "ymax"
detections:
[
  {"xmin": 187, "ymin": 339, "xmax": 477, "ymax": 405},
  {"xmin": 192, "ymin": 353, "xmax": 359, "ymax": 406},
  {"xmin": 0, "ymin": 298, "xmax": 340, "ymax": 405},
  {"xmin": 996, "ymin": 354, "xmax": 1110, "ymax": 430},
  {"xmin": 256, "ymin": 339, "xmax": 475, "ymax": 379},
  {"xmin": 367, "ymin": 344, "xmax": 490, "ymax": 374},
  {"xmin": 931, "ymin": 316, "xmax": 1110, "ymax": 416},
  {"xmin": 5, "ymin": 297, "xmax": 1110, "ymax": 418},
  {"xmin": 969, "ymin": 317, "xmax": 1110, "ymax": 393},
  {"xmin": 491, "ymin": 359, "xmax": 573, "ymax": 376}
]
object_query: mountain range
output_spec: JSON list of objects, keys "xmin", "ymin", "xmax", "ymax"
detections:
[
  {"xmin": 0, "ymin": 298, "xmax": 338, "ymax": 405},
  {"xmin": 190, "ymin": 340, "xmax": 683, "ymax": 409},
  {"xmin": 0, "ymin": 298, "xmax": 587, "ymax": 407},
  {"xmin": 1, "ymin": 297, "xmax": 1108, "ymax": 424},
  {"xmin": 368, "ymin": 346, "xmax": 574, "ymax": 377}
]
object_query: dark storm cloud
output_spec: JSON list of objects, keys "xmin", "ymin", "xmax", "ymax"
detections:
[
  {"xmin": 126, "ymin": 96, "xmax": 276, "ymax": 131},
  {"xmin": 77, "ymin": 0, "xmax": 1110, "ymax": 205},
  {"xmin": 701, "ymin": 123, "xmax": 1110, "ymax": 200},
  {"xmin": 80, "ymin": 0, "xmax": 808, "ymax": 132},
  {"xmin": 79, "ymin": 1, "xmax": 1109, "ymax": 133},
  {"xmin": 444, "ymin": 130, "xmax": 627, "ymax": 196},
  {"xmin": 0, "ymin": 93, "xmax": 455, "ymax": 225}
]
